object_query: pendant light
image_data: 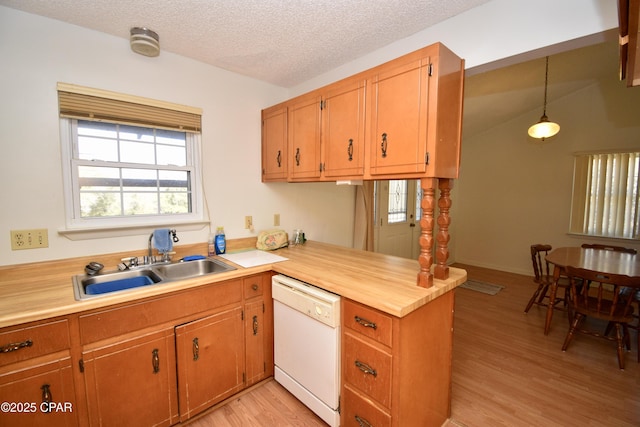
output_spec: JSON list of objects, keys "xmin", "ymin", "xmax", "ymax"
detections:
[{"xmin": 528, "ymin": 56, "xmax": 560, "ymax": 141}]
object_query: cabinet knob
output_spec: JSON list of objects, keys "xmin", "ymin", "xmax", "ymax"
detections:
[
  {"xmin": 192, "ymin": 337, "xmax": 200, "ymax": 361},
  {"xmin": 252, "ymin": 283, "xmax": 259, "ymax": 291},
  {"xmin": 381, "ymin": 133, "xmax": 388, "ymax": 158},
  {"xmin": 152, "ymin": 348, "xmax": 160, "ymax": 374},
  {"xmin": 41, "ymin": 384, "xmax": 52, "ymax": 410}
]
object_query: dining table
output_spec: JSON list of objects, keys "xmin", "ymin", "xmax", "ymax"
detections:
[{"xmin": 544, "ymin": 246, "xmax": 640, "ymax": 335}]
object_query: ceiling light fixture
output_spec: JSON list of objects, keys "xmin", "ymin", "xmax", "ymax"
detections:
[
  {"xmin": 528, "ymin": 56, "xmax": 560, "ymax": 141},
  {"xmin": 130, "ymin": 27, "xmax": 160, "ymax": 57}
]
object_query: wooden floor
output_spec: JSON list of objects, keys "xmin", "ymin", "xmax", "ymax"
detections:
[{"xmin": 187, "ymin": 264, "xmax": 640, "ymax": 426}]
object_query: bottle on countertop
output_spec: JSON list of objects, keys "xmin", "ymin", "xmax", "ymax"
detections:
[
  {"xmin": 208, "ymin": 233, "xmax": 216, "ymax": 257},
  {"xmin": 214, "ymin": 227, "xmax": 226, "ymax": 255}
]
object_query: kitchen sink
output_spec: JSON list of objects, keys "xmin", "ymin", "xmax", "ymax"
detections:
[
  {"xmin": 72, "ymin": 258, "xmax": 236, "ymax": 301},
  {"xmin": 151, "ymin": 258, "xmax": 236, "ymax": 280}
]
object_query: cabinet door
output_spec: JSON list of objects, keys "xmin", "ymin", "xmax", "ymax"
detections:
[
  {"xmin": 369, "ymin": 57, "xmax": 430, "ymax": 176},
  {"xmin": 82, "ymin": 329, "xmax": 178, "ymax": 427},
  {"xmin": 175, "ymin": 307, "xmax": 244, "ymax": 421},
  {"xmin": 288, "ymin": 94, "xmax": 322, "ymax": 180},
  {"xmin": 244, "ymin": 299, "xmax": 265, "ymax": 386},
  {"xmin": 0, "ymin": 356, "xmax": 77, "ymax": 427},
  {"xmin": 322, "ymin": 79, "xmax": 366, "ymax": 178},
  {"xmin": 262, "ymin": 105, "xmax": 288, "ymax": 182}
]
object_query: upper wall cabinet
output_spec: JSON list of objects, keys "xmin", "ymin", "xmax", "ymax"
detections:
[
  {"xmin": 261, "ymin": 105, "xmax": 288, "ymax": 182},
  {"xmin": 368, "ymin": 43, "xmax": 464, "ymax": 179},
  {"xmin": 321, "ymin": 79, "xmax": 366, "ymax": 179},
  {"xmin": 286, "ymin": 78, "xmax": 366, "ymax": 182},
  {"xmin": 261, "ymin": 42, "xmax": 464, "ymax": 182},
  {"xmin": 288, "ymin": 93, "xmax": 322, "ymax": 181}
]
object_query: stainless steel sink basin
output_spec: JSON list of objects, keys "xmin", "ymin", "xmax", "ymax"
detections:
[
  {"xmin": 151, "ymin": 258, "xmax": 236, "ymax": 280},
  {"xmin": 72, "ymin": 258, "xmax": 236, "ymax": 301}
]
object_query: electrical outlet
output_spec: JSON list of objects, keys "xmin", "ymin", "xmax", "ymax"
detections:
[
  {"xmin": 244, "ymin": 216, "xmax": 253, "ymax": 229},
  {"xmin": 11, "ymin": 228, "xmax": 49, "ymax": 250},
  {"xmin": 274, "ymin": 214, "xmax": 280, "ymax": 226}
]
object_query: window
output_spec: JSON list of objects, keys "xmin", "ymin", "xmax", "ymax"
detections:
[
  {"xmin": 570, "ymin": 152, "xmax": 640, "ymax": 240},
  {"xmin": 58, "ymin": 83, "xmax": 203, "ymax": 230}
]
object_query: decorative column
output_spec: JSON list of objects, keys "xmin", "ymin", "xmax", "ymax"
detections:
[
  {"xmin": 417, "ymin": 178, "xmax": 436, "ymax": 288},
  {"xmin": 435, "ymin": 178, "xmax": 452, "ymax": 280}
]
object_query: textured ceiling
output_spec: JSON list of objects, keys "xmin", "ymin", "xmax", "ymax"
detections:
[{"xmin": 0, "ymin": 0, "xmax": 492, "ymax": 87}]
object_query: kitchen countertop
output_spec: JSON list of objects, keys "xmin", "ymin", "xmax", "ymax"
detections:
[{"xmin": 0, "ymin": 241, "xmax": 466, "ymax": 328}]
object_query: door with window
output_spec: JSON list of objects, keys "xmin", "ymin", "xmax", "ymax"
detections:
[{"xmin": 374, "ymin": 180, "xmax": 422, "ymax": 259}]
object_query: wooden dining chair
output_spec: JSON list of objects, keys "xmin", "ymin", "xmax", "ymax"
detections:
[
  {"xmin": 562, "ymin": 266, "xmax": 640, "ymax": 370},
  {"xmin": 524, "ymin": 244, "xmax": 570, "ymax": 313},
  {"xmin": 581, "ymin": 243, "xmax": 637, "ymax": 254}
]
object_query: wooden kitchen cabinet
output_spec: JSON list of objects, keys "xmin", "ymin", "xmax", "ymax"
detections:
[
  {"xmin": 288, "ymin": 93, "xmax": 322, "ymax": 181},
  {"xmin": 262, "ymin": 104, "xmax": 288, "ymax": 182},
  {"xmin": 0, "ymin": 317, "xmax": 77, "ymax": 427},
  {"xmin": 0, "ymin": 355, "xmax": 77, "ymax": 427},
  {"xmin": 341, "ymin": 291, "xmax": 455, "ymax": 426},
  {"xmin": 81, "ymin": 328, "xmax": 178, "ymax": 427},
  {"xmin": 243, "ymin": 273, "xmax": 273, "ymax": 387},
  {"xmin": 321, "ymin": 79, "xmax": 366, "ymax": 179},
  {"xmin": 261, "ymin": 42, "xmax": 464, "ymax": 182},
  {"xmin": 175, "ymin": 307, "xmax": 244, "ymax": 421},
  {"xmin": 285, "ymin": 79, "xmax": 366, "ymax": 182},
  {"xmin": 369, "ymin": 43, "xmax": 464, "ymax": 179}
]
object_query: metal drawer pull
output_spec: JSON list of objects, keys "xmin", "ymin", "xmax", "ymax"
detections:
[
  {"xmin": 295, "ymin": 148, "xmax": 301, "ymax": 166},
  {"xmin": 355, "ymin": 360, "xmax": 377, "ymax": 377},
  {"xmin": 193, "ymin": 337, "xmax": 199, "ymax": 361},
  {"xmin": 152, "ymin": 348, "xmax": 160, "ymax": 373},
  {"xmin": 253, "ymin": 315, "xmax": 259, "ymax": 336},
  {"xmin": 354, "ymin": 316, "xmax": 377, "ymax": 330},
  {"xmin": 347, "ymin": 138, "xmax": 354, "ymax": 161},
  {"xmin": 1, "ymin": 339, "xmax": 33, "ymax": 353},
  {"xmin": 276, "ymin": 150, "xmax": 282, "ymax": 167},
  {"xmin": 355, "ymin": 415, "xmax": 373, "ymax": 427}
]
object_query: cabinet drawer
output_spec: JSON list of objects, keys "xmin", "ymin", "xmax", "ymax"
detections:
[
  {"xmin": 343, "ymin": 299, "xmax": 392, "ymax": 347},
  {"xmin": 243, "ymin": 275, "xmax": 264, "ymax": 299},
  {"xmin": 342, "ymin": 383, "xmax": 391, "ymax": 427},
  {"xmin": 344, "ymin": 332, "xmax": 392, "ymax": 408},
  {"xmin": 0, "ymin": 319, "xmax": 70, "ymax": 367}
]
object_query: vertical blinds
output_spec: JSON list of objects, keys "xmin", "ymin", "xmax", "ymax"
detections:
[
  {"xmin": 571, "ymin": 152, "xmax": 640, "ymax": 239},
  {"xmin": 57, "ymin": 82, "xmax": 202, "ymax": 132}
]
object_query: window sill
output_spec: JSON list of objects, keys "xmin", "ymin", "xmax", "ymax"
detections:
[
  {"xmin": 58, "ymin": 220, "xmax": 210, "ymax": 241},
  {"xmin": 566, "ymin": 232, "xmax": 639, "ymax": 243}
]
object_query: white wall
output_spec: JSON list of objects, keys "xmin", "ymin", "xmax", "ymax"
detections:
[
  {"xmin": 455, "ymin": 76, "xmax": 640, "ymax": 276},
  {"xmin": 0, "ymin": 6, "xmax": 355, "ymax": 266}
]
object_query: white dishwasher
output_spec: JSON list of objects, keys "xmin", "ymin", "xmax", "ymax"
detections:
[{"xmin": 272, "ymin": 274, "xmax": 341, "ymax": 427}]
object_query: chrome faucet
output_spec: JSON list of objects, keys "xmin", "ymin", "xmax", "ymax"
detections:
[{"xmin": 145, "ymin": 229, "xmax": 179, "ymax": 265}]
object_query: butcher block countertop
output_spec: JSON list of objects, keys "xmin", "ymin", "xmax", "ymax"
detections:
[{"xmin": 0, "ymin": 241, "xmax": 466, "ymax": 328}]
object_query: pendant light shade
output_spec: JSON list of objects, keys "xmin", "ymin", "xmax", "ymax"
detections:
[{"xmin": 528, "ymin": 56, "xmax": 559, "ymax": 141}]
